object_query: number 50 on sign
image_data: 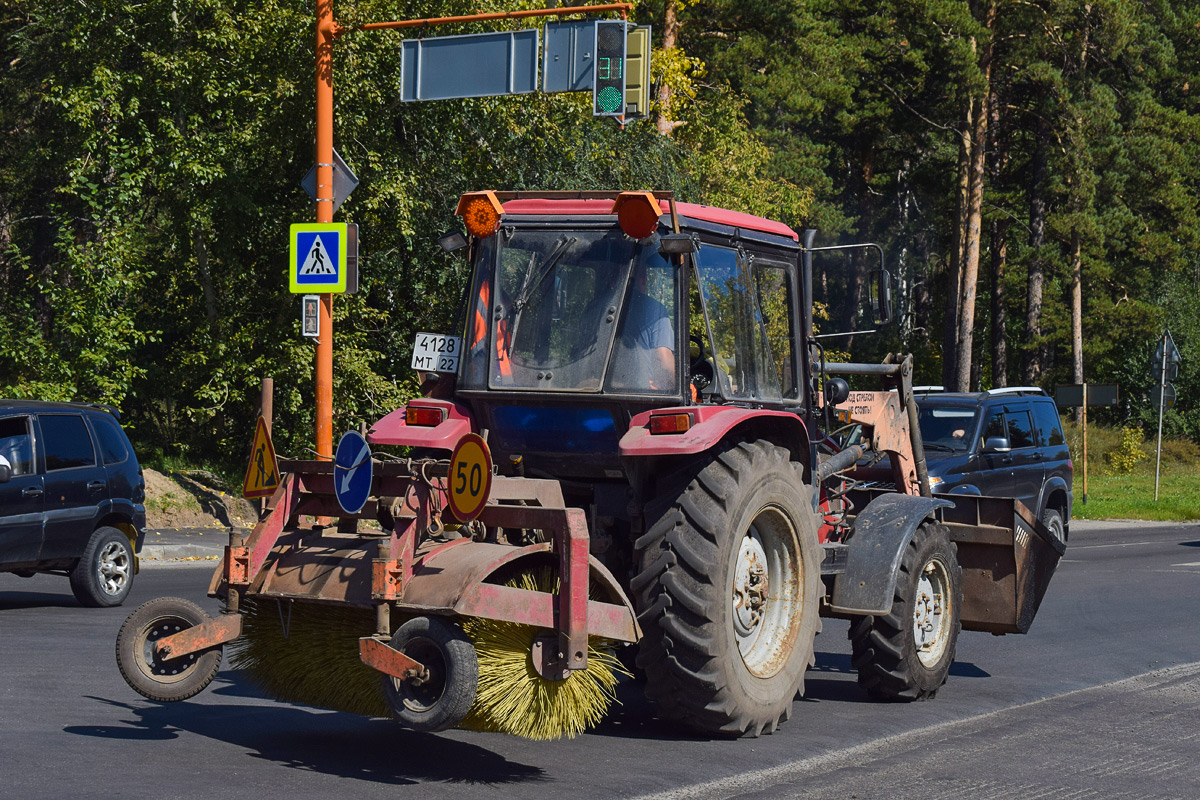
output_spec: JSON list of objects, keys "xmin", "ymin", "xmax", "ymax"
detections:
[{"xmin": 447, "ymin": 433, "xmax": 492, "ymax": 522}]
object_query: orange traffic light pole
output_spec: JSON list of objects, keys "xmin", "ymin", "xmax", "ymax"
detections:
[
  {"xmin": 310, "ymin": 3, "xmax": 630, "ymax": 459},
  {"xmin": 314, "ymin": 0, "xmax": 340, "ymax": 460}
]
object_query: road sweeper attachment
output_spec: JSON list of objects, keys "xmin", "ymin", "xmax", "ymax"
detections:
[{"xmin": 115, "ymin": 440, "xmax": 641, "ymax": 740}]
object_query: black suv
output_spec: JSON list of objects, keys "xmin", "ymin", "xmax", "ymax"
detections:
[
  {"xmin": 0, "ymin": 401, "xmax": 146, "ymax": 606},
  {"xmin": 911, "ymin": 387, "xmax": 1074, "ymax": 541}
]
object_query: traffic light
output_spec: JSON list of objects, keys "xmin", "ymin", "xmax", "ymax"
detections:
[
  {"xmin": 593, "ymin": 22, "xmax": 652, "ymax": 119},
  {"xmin": 624, "ymin": 25, "xmax": 652, "ymax": 119},
  {"xmin": 593, "ymin": 21, "xmax": 627, "ymax": 117}
]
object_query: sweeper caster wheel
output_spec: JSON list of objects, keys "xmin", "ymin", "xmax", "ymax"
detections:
[
  {"xmin": 382, "ymin": 616, "xmax": 478, "ymax": 732},
  {"xmin": 116, "ymin": 597, "xmax": 223, "ymax": 702}
]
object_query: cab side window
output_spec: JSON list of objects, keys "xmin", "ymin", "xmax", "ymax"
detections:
[
  {"xmin": 0, "ymin": 416, "xmax": 34, "ymax": 475},
  {"xmin": 40, "ymin": 414, "xmax": 96, "ymax": 471},
  {"xmin": 1006, "ymin": 410, "xmax": 1035, "ymax": 449}
]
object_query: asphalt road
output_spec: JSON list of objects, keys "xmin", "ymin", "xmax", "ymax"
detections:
[{"xmin": 1, "ymin": 519, "xmax": 1198, "ymax": 799}]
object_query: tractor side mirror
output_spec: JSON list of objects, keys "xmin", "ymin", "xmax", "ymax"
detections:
[{"xmin": 869, "ymin": 269, "xmax": 892, "ymax": 325}]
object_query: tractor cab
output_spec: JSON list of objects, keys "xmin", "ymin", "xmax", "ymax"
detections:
[{"xmin": 444, "ymin": 191, "xmax": 810, "ymax": 481}]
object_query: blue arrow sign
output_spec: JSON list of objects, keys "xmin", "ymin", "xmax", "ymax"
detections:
[{"xmin": 333, "ymin": 431, "xmax": 373, "ymax": 515}]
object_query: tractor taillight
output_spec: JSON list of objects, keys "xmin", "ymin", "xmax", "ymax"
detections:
[
  {"xmin": 455, "ymin": 191, "xmax": 503, "ymax": 238},
  {"xmin": 405, "ymin": 406, "xmax": 445, "ymax": 427},
  {"xmin": 649, "ymin": 413, "xmax": 692, "ymax": 435}
]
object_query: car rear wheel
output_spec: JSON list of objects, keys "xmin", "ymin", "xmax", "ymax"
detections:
[{"xmin": 70, "ymin": 526, "xmax": 134, "ymax": 607}]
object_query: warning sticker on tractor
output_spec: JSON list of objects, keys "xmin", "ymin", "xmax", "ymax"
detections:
[
  {"xmin": 447, "ymin": 433, "xmax": 492, "ymax": 522},
  {"xmin": 242, "ymin": 416, "xmax": 280, "ymax": 499}
]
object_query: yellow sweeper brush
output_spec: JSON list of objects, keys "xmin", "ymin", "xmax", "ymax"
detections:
[
  {"xmin": 228, "ymin": 569, "xmax": 626, "ymax": 739},
  {"xmin": 459, "ymin": 567, "xmax": 629, "ymax": 740},
  {"xmin": 229, "ymin": 599, "xmax": 390, "ymax": 717}
]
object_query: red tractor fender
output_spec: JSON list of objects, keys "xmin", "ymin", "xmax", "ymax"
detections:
[
  {"xmin": 367, "ymin": 399, "xmax": 476, "ymax": 450},
  {"xmin": 620, "ymin": 405, "xmax": 812, "ymax": 468}
]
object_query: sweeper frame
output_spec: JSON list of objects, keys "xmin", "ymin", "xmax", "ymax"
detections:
[{"xmin": 116, "ymin": 453, "xmax": 641, "ymax": 732}]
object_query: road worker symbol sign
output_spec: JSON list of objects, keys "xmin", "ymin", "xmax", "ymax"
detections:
[
  {"xmin": 447, "ymin": 433, "xmax": 493, "ymax": 522},
  {"xmin": 242, "ymin": 416, "xmax": 280, "ymax": 499},
  {"xmin": 290, "ymin": 222, "xmax": 348, "ymax": 293}
]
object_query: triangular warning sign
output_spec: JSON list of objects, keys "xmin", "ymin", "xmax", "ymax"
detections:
[
  {"xmin": 299, "ymin": 234, "xmax": 336, "ymax": 276},
  {"xmin": 242, "ymin": 416, "xmax": 280, "ymax": 499}
]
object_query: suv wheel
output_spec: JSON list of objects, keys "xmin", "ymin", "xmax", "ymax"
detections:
[
  {"xmin": 1041, "ymin": 508, "xmax": 1066, "ymax": 544},
  {"xmin": 70, "ymin": 526, "xmax": 134, "ymax": 607}
]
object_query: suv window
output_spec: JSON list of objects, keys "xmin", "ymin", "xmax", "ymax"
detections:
[
  {"xmin": 981, "ymin": 411, "xmax": 1006, "ymax": 446},
  {"xmin": 0, "ymin": 416, "xmax": 34, "ymax": 475},
  {"xmin": 1007, "ymin": 410, "xmax": 1035, "ymax": 449},
  {"xmin": 1032, "ymin": 402, "xmax": 1066, "ymax": 446},
  {"xmin": 92, "ymin": 414, "xmax": 130, "ymax": 464},
  {"xmin": 41, "ymin": 414, "xmax": 96, "ymax": 471}
]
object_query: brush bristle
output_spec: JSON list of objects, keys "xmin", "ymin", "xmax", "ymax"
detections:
[
  {"xmin": 230, "ymin": 568, "xmax": 628, "ymax": 739},
  {"xmin": 229, "ymin": 599, "xmax": 389, "ymax": 717},
  {"xmin": 459, "ymin": 567, "xmax": 629, "ymax": 740}
]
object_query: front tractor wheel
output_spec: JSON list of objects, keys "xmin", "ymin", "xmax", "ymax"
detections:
[
  {"xmin": 633, "ymin": 440, "xmax": 822, "ymax": 737},
  {"xmin": 850, "ymin": 522, "xmax": 963, "ymax": 701}
]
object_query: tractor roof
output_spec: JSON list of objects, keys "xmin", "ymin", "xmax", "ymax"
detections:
[{"xmin": 500, "ymin": 197, "xmax": 800, "ymax": 242}]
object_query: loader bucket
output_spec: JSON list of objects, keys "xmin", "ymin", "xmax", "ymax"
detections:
[{"xmin": 940, "ymin": 495, "xmax": 1066, "ymax": 634}]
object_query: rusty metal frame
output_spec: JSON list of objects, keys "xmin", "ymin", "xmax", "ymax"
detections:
[{"xmin": 155, "ymin": 614, "xmax": 243, "ymax": 660}]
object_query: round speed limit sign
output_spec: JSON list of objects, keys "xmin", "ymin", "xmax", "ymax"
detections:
[{"xmin": 447, "ymin": 433, "xmax": 493, "ymax": 522}]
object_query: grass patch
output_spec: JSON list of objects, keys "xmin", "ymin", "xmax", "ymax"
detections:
[{"xmin": 1073, "ymin": 468, "xmax": 1200, "ymax": 521}]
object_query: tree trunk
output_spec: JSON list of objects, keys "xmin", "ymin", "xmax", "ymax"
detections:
[
  {"xmin": 655, "ymin": 0, "xmax": 682, "ymax": 136},
  {"xmin": 941, "ymin": 104, "xmax": 972, "ymax": 388},
  {"xmin": 1024, "ymin": 117, "xmax": 1050, "ymax": 385},
  {"xmin": 990, "ymin": 221, "xmax": 1008, "ymax": 387},
  {"xmin": 193, "ymin": 224, "xmax": 219, "ymax": 337},
  {"xmin": 951, "ymin": 0, "xmax": 995, "ymax": 392}
]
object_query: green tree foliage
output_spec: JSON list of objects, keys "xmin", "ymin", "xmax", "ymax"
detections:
[{"xmin": 2, "ymin": 0, "xmax": 1198, "ymax": 474}]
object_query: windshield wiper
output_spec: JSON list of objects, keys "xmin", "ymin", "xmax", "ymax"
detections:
[
  {"xmin": 514, "ymin": 236, "xmax": 577, "ymax": 312},
  {"xmin": 507, "ymin": 236, "xmax": 577, "ymax": 348},
  {"xmin": 922, "ymin": 442, "xmax": 959, "ymax": 452}
]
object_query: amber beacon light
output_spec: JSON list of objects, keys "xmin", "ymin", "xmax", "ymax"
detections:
[
  {"xmin": 612, "ymin": 191, "xmax": 663, "ymax": 240},
  {"xmin": 456, "ymin": 191, "xmax": 504, "ymax": 238}
]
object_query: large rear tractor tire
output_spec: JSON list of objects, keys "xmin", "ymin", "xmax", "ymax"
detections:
[
  {"xmin": 633, "ymin": 439, "xmax": 822, "ymax": 737},
  {"xmin": 116, "ymin": 597, "xmax": 222, "ymax": 702},
  {"xmin": 849, "ymin": 521, "xmax": 962, "ymax": 701}
]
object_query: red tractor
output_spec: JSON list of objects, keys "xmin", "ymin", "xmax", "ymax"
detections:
[{"xmin": 116, "ymin": 191, "xmax": 1062, "ymax": 740}]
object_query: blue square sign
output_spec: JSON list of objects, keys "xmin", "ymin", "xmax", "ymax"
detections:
[{"xmin": 290, "ymin": 223, "xmax": 347, "ymax": 293}]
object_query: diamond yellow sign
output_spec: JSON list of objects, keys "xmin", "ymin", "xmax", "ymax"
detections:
[
  {"xmin": 242, "ymin": 416, "xmax": 280, "ymax": 499},
  {"xmin": 447, "ymin": 433, "xmax": 492, "ymax": 522}
]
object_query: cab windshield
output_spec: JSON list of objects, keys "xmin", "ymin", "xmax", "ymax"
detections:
[{"xmin": 461, "ymin": 227, "xmax": 679, "ymax": 394}]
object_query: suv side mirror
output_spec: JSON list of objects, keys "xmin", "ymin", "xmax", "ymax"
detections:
[
  {"xmin": 984, "ymin": 436, "xmax": 1011, "ymax": 453},
  {"xmin": 868, "ymin": 269, "xmax": 892, "ymax": 325},
  {"xmin": 0, "ymin": 463, "xmax": 10, "ymax": 483}
]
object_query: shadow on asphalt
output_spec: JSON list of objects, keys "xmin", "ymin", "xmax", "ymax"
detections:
[
  {"xmin": 0, "ymin": 590, "xmax": 82, "ymax": 610},
  {"xmin": 1180, "ymin": 540, "xmax": 1200, "ymax": 548},
  {"xmin": 66, "ymin": 691, "xmax": 547, "ymax": 786}
]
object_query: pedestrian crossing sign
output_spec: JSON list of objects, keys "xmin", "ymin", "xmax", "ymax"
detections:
[
  {"xmin": 242, "ymin": 415, "xmax": 280, "ymax": 499},
  {"xmin": 290, "ymin": 222, "xmax": 348, "ymax": 293}
]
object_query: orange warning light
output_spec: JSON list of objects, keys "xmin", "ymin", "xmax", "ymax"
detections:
[
  {"xmin": 456, "ymin": 191, "xmax": 504, "ymax": 238},
  {"xmin": 612, "ymin": 192, "xmax": 663, "ymax": 240}
]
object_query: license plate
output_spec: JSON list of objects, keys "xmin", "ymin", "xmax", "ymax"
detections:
[{"xmin": 411, "ymin": 332, "xmax": 462, "ymax": 373}]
